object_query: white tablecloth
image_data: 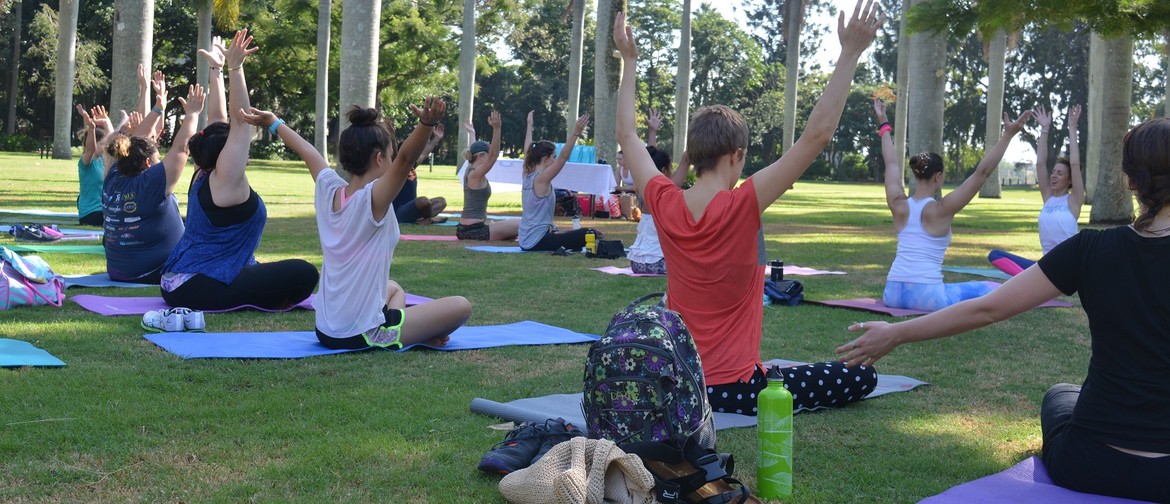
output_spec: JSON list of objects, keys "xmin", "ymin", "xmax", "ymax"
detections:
[{"xmin": 456, "ymin": 159, "xmax": 617, "ymax": 195}]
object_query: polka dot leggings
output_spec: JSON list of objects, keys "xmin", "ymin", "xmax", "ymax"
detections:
[{"xmin": 706, "ymin": 361, "xmax": 878, "ymax": 415}]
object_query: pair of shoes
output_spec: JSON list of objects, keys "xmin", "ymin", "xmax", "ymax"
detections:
[
  {"xmin": 141, "ymin": 307, "xmax": 206, "ymax": 332},
  {"xmin": 477, "ymin": 418, "xmax": 585, "ymax": 475},
  {"xmin": 12, "ymin": 224, "xmax": 63, "ymax": 242},
  {"xmin": 550, "ymin": 246, "xmax": 574, "ymax": 256}
]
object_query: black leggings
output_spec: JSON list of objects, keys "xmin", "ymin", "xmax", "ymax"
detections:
[
  {"xmin": 1040, "ymin": 383, "xmax": 1170, "ymax": 502},
  {"xmin": 522, "ymin": 228, "xmax": 601, "ymax": 252},
  {"xmin": 79, "ymin": 211, "xmax": 102, "ymax": 226},
  {"xmin": 707, "ymin": 362, "xmax": 878, "ymax": 415},
  {"xmin": 161, "ymin": 259, "xmax": 319, "ymax": 311}
]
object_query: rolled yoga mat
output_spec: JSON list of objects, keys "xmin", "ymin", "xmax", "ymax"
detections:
[
  {"xmin": 72, "ymin": 292, "xmax": 434, "ymax": 316},
  {"xmin": 591, "ymin": 264, "xmax": 848, "ymax": 278},
  {"xmin": 806, "ymin": 297, "xmax": 1074, "ymax": 317}
]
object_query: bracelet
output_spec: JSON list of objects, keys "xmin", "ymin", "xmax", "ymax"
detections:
[
  {"xmin": 877, "ymin": 123, "xmax": 893, "ymax": 137},
  {"xmin": 151, "ymin": 106, "xmax": 164, "ymax": 115},
  {"xmin": 227, "ymin": 64, "xmax": 243, "ymax": 72},
  {"xmin": 269, "ymin": 118, "xmax": 285, "ymax": 135},
  {"xmin": 209, "ymin": 66, "xmax": 222, "ymax": 71},
  {"xmin": 420, "ymin": 119, "xmax": 438, "ymax": 127}
]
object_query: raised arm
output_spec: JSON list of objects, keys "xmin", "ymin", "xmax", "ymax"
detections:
[
  {"xmin": 646, "ymin": 108, "xmax": 662, "ymax": 147},
  {"xmin": 669, "ymin": 150, "xmax": 690, "ymax": 187},
  {"xmin": 875, "ymin": 99, "xmax": 908, "ymax": 222},
  {"xmin": 533, "ymin": 114, "xmax": 589, "ymax": 190},
  {"xmin": 415, "ymin": 122, "xmax": 444, "ymax": 166},
  {"xmin": 162, "ymin": 85, "xmax": 205, "ymax": 195},
  {"xmin": 462, "ymin": 119, "xmax": 476, "ymax": 145},
  {"xmin": 937, "ymin": 110, "xmax": 1032, "ymax": 217},
  {"xmin": 76, "ymin": 104, "xmax": 97, "ymax": 164},
  {"xmin": 211, "ymin": 29, "xmax": 260, "ymax": 205},
  {"xmin": 470, "ymin": 111, "xmax": 502, "ymax": 184},
  {"xmin": 749, "ymin": 0, "xmax": 884, "ymax": 212},
  {"xmin": 1066, "ymin": 104, "xmax": 1085, "ymax": 218},
  {"xmin": 198, "ymin": 36, "xmax": 229, "ymax": 124},
  {"xmin": 136, "ymin": 64, "xmax": 150, "ymax": 116},
  {"xmin": 835, "ymin": 264, "xmax": 1062, "ymax": 368},
  {"xmin": 371, "ymin": 97, "xmax": 446, "ymax": 220},
  {"xmin": 239, "ymin": 107, "xmax": 328, "ymax": 181},
  {"xmin": 614, "ymin": 12, "xmax": 665, "ymax": 195},
  {"xmin": 521, "ymin": 110, "xmax": 534, "ymax": 158},
  {"xmin": 130, "ymin": 73, "xmax": 167, "ymax": 141},
  {"xmin": 1034, "ymin": 105, "xmax": 1052, "ymax": 201}
]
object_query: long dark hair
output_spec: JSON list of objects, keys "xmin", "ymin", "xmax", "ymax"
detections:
[
  {"xmin": 186, "ymin": 121, "xmax": 230, "ymax": 173},
  {"xmin": 1121, "ymin": 118, "xmax": 1170, "ymax": 232},
  {"xmin": 524, "ymin": 140, "xmax": 555, "ymax": 174},
  {"xmin": 105, "ymin": 133, "xmax": 156, "ymax": 177},
  {"xmin": 338, "ymin": 106, "xmax": 392, "ymax": 176}
]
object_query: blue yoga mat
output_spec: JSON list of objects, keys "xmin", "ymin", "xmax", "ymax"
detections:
[
  {"xmin": 465, "ymin": 245, "xmax": 527, "ymax": 253},
  {"xmin": 64, "ymin": 273, "xmax": 155, "ymax": 289},
  {"xmin": 942, "ymin": 266, "xmax": 1012, "ymax": 280},
  {"xmin": 0, "ymin": 338, "xmax": 66, "ymax": 367},
  {"xmin": 144, "ymin": 321, "xmax": 599, "ymax": 359}
]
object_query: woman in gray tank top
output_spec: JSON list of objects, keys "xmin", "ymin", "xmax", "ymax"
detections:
[
  {"xmin": 517, "ymin": 115, "xmax": 603, "ymax": 251},
  {"xmin": 457, "ymin": 111, "xmax": 519, "ymax": 241}
]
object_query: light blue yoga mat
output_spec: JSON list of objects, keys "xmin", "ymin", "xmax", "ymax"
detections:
[
  {"xmin": 465, "ymin": 245, "xmax": 527, "ymax": 253},
  {"xmin": 64, "ymin": 273, "xmax": 155, "ymax": 289},
  {"xmin": 0, "ymin": 339, "xmax": 66, "ymax": 367},
  {"xmin": 942, "ymin": 266, "xmax": 1012, "ymax": 280},
  {"xmin": 144, "ymin": 321, "xmax": 599, "ymax": 359},
  {"xmin": 5, "ymin": 244, "xmax": 105, "ymax": 255},
  {"xmin": 470, "ymin": 359, "xmax": 928, "ymax": 434}
]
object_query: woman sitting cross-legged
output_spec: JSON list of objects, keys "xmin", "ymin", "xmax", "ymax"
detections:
[
  {"xmin": 456, "ymin": 111, "xmax": 519, "ymax": 241},
  {"xmin": 160, "ymin": 29, "xmax": 318, "ymax": 311},
  {"xmin": 518, "ymin": 115, "xmax": 604, "ymax": 252}
]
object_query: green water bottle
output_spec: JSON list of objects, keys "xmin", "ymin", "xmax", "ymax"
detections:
[{"xmin": 757, "ymin": 366, "xmax": 793, "ymax": 498}]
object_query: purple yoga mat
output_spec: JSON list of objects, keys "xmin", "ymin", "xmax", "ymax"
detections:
[
  {"xmin": 400, "ymin": 234, "xmax": 458, "ymax": 241},
  {"xmin": 919, "ymin": 456, "xmax": 1150, "ymax": 503},
  {"xmin": 71, "ymin": 292, "xmax": 433, "ymax": 316},
  {"xmin": 808, "ymin": 298, "xmax": 1074, "ymax": 317},
  {"xmin": 591, "ymin": 264, "xmax": 847, "ymax": 278}
]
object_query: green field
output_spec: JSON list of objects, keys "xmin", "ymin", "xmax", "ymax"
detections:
[{"xmin": 0, "ymin": 151, "xmax": 1094, "ymax": 502}]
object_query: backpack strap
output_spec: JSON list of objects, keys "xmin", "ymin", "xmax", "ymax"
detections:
[{"xmin": 627, "ymin": 292, "xmax": 667, "ymax": 311}]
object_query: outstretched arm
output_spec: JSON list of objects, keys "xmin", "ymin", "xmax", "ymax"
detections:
[
  {"xmin": 835, "ymin": 264, "xmax": 1062, "ymax": 368},
  {"xmin": 646, "ymin": 108, "xmax": 662, "ymax": 147},
  {"xmin": 371, "ymin": 97, "xmax": 446, "ymax": 221},
  {"xmin": 1066, "ymin": 104, "xmax": 1085, "ymax": 219},
  {"xmin": 239, "ymin": 107, "xmax": 328, "ymax": 181},
  {"xmin": 1034, "ymin": 105, "xmax": 1052, "ymax": 201},
  {"xmin": 669, "ymin": 150, "xmax": 690, "ymax": 187},
  {"xmin": 874, "ymin": 99, "xmax": 908, "ymax": 222},
  {"xmin": 937, "ymin": 110, "xmax": 1032, "ymax": 217},
  {"xmin": 749, "ymin": 0, "xmax": 884, "ymax": 212},
  {"xmin": 521, "ymin": 110, "xmax": 534, "ymax": 159},
  {"xmin": 211, "ymin": 29, "xmax": 260, "ymax": 206},
  {"xmin": 471, "ymin": 111, "xmax": 503, "ymax": 183},
  {"xmin": 415, "ymin": 123, "xmax": 444, "ymax": 166},
  {"xmin": 534, "ymin": 114, "xmax": 589, "ymax": 192},
  {"xmin": 614, "ymin": 12, "xmax": 665, "ymax": 195},
  {"xmin": 76, "ymin": 104, "xmax": 97, "ymax": 164},
  {"xmin": 198, "ymin": 36, "xmax": 229, "ymax": 124},
  {"xmin": 136, "ymin": 64, "xmax": 150, "ymax": 116},
  {"xmin": 162, "ymin": 85, "xmax": 206, "ymax": 195}
]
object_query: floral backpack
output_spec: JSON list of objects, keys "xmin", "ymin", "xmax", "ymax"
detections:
[
  {"xmin": 1, "ymin": 247, "xmax": 65, "ymax": 310},
  {"xmin": 582, "ymin": 293, "xmax": 715, "ymax": 450}
]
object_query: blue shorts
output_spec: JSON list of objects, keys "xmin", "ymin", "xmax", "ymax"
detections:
[{"xmin": 883, "ymin": 279, "xmax": 999, "ymax": 312}]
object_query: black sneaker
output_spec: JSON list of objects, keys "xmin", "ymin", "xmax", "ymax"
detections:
[
  {"xmin": 531, "ymin": 418, "xmax": 585, "ymax": 465},
  {"xmin": 477, "ymin": 421, "xmax": 548, "ymax": 475},
  {"xmin": 13, "ymin": 224, "xmax": 61, "ymax": 242}
]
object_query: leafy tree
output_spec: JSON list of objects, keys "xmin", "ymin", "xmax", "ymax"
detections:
[{"xmin": 628, "ymin": 0, "xmax": 680, "ymax": 115}]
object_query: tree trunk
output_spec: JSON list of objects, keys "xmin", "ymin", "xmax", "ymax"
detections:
[
  {"xmin": 338, "ymin": 0, "xmax": 380, "ymax": 134},
  {"xmin": 5, "ymin": 0, "xmax": 21, "ymax": 135},
  {"xmin": 893, "ymin": 0, "xmax": 909, "ymax": 186},
  {"xmin": 594, "ymin": 0, "xmax": 627, "ymax": 179},
  {"xmin": 456, "ymin": 0, "xmax": 475, "ymax": 158},
  {"xmin": 672, "ymin": 0, "xmax": 691, "ymax": 164},
  {"xmin": 315, "ymin": 0, "xmax": 331, "ymax": 157},
  {"xmin": 906, "ymin": 0, "xmax": 945, "ymax": 198},
  {"xmin": 978, "ymin": 29, "xmax": 1007, "ymax": 198},
  {"xmin": 1086, "ymin": 34, "xmax": 1102, "ymax": 203},
  {"xmin": 52, "ymin": 0, "xmax": 80, "ymax": 159},
  {"xmin": 566, "ymin": 0, "xmax": 584, "ymax": 146},
  {"xmin": 110, "ymin": 0, "xmax": 154, "ymax": 115},
  {"xmin": 196, "ymin": 2, "xmax": 211, "ymax": 128},
  {"xmin": 782, "ymin": 0, "xmax": 802, "ymax": 152},
  {"xmin": 1163, "ymin": 29, "xmax": 1169, "ymax": 118},
  {"xmin": 1088, "ymin": 33, "xmax": 1134, "ymax": 225}
]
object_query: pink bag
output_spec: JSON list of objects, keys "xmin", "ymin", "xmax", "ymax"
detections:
[{"xmin": 1, "ymin": 247, "xmax": 65, "ymax": 310}]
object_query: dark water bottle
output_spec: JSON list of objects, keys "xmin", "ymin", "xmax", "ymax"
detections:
[{"xmin": 770, "ymin": 259, "xmax": 784, "ymax": 282}]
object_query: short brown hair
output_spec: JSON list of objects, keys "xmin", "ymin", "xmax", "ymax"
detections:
[{"xmin": 686, "ymin": 105, "xmax": 748, "ymax": 177}]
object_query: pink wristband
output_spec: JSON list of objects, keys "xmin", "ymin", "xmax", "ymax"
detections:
[{"xmin": 878, "ymin": 123, "xmax": 893, "ymax": 137}]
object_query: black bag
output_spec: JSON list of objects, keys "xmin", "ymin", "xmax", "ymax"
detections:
[
  {"xmin": 586, "ymin": 239, "xmax": 626, "ymax": 260},
  {"xmin": 764, "ymin": 279, "xmax": 803, "ymax": 306}
]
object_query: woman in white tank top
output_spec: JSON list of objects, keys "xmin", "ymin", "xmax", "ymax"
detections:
[
  {"xmin": 988, "ymin": 105, "xmax": 1084, "ymax": 276},
  {"xmin": 874, "ymin": 99, "xmax": 1032, "ymax": 311}
]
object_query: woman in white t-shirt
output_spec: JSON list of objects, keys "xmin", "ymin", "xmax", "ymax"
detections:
[
  {"xmin": 989, "ymin": 105, "xmax": 1084, "ymax": 276},
  {"xmin": 241, "ymin": 101, "xmax": 471, "ymax": 350}
]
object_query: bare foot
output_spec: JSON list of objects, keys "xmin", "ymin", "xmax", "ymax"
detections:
[{"xmin": 426, "ymin": 335, "xmax": 450, "ymax": 347}]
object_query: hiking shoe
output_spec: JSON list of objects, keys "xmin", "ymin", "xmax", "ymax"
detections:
[
  {"xmin": 531, "ymin": 418, "xmax": 585, "ymax": 465},
  {"xmin": 141, "ymin": 309, "xmax": 184, "ymax": 333},
  {"xmin": 169, "ymin": 307, "xmax": 206, "ymax": 332},
  {"xmin": 477, "ymin": 421, "xmax": 548, "ymax": 475}
]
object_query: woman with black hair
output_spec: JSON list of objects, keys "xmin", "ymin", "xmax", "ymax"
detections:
[
  {"xmin": 874, "ymin": 98, "xmax": 1031, "ymax": 311},
  {"xmin": 517, "ymin": 115, "xmax": 603, "ymax": 251},
  {"xmin": 160, "ymin": 29, "xmax": 318, "ymax": 311}
]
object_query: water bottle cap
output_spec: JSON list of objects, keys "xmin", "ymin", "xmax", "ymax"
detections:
[{"xmin": 766, "ymin": 366, "xmax": 784, "ymax": 381}]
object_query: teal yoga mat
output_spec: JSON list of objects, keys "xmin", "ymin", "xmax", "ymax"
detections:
[
  {"xmin": 942, "ymin": 266, "xmax": 1012, "ymax": 280},
  {"xmin": 6, "ymin": 244, "xmax": 104, "ymax": 255},
  {"xmin": 0, "ymin": 339, "xmax": 66, "ymax": 367}
]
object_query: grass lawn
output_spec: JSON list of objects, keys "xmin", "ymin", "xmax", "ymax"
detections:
[{"xmin": 0, "ymin": 151, "xmax": 1096, "ymax": 502}]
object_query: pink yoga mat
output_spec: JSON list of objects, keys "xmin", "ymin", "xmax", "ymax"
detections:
[
  {"xmin": 72, "ymin": 292, "xmax": 433, "ymax": 316},
  {"xmin": 807, "ymin": 297, "xmax": 1074, "ymax": 317},
  {"xmin": 400, "ymin": 234, "xmax": 458, "ymax": 241},
  {"xmin": 920, "ymin": 456, "xmax": 1149, "ymax": 503},
  {"xmin": 591, "ymin": 265, "xmax": 847, "ymax": 278}
]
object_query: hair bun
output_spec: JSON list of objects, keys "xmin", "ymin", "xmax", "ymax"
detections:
[
  {"xmin": 107, "ymin": 134, "xmax": 131, "ymax": 158},
  {"xmin": 345, "ymin": 106, "xmax": 380, "ymax": 127}
]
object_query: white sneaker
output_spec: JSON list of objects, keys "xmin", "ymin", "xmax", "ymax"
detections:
[
  {"xmin": 169, "ymin": 307, "xmax": 206, "ymax": 332},
  {"xmin": 141, "ymin": 309, "xmax": 184, "ymax": 332}
]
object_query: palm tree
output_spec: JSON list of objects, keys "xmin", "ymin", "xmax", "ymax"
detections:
[
  {"xmin": 781, "ymin": 0, "xmax": 803, "ymax": 152},
  {"xmin": 672, "ymin": 0, "xmax": 692, "ymax": 163},
  {"xmin": 315, "ymin": 0, "xmax": 331, "ymax": 156},
  {"xmin": 977, "ymin": 29, "xmax": 1008, "ymax": 198},
  {"xmin": 566, "ymin": 0, "xmax": 585, "ymax": 145},
  {"xmin": 338, "ymin": 0, "xmax": 380, "ymax": 133},
  {"xmin": 52, "ymin": 0, "xmax": 80, "ymax": 159},
  {"xmin": 1086, "ymin": 32, "xmax": 1134, "ymax": 224},
  {"xmin": 457, "ymin": 0, "xmax": 475, "ymax": 157},
  {"xmin": 191, "ymin": 0, "xmax": 237, "ymax": 127},
  {"xmin": 906, "ymin": 0, "xmax": 945, "ymax": 196},
  {"xmin": 594, "ymin": 0, "xmax": 627, "ymax": 174},
  {"xmin": 110, "ymin": 0, "xmax": 154, "ymax": 115},
  {"xmin": 6, "ymin": 0, "xmax": 21, "ymax": 135},
  {"xmin": 893, "ymin": 0, "xmax": 909, "ymax": 185}
]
